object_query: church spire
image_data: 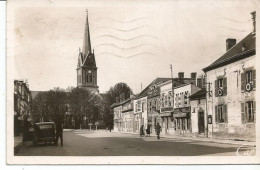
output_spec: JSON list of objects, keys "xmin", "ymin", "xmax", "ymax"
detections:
[{"xmin": 82, "ymin": 9, "xmax": 92, "ymax": 57}]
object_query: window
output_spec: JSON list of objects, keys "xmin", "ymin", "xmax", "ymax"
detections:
[
  {"xmin": 218, "ymin": 79, "xmax": 223, "ymax": 88},
  {"xmin": 161, "ymin": 94, "xmax": 164, "ymax": 108},
  {"xmin": 241, "ymin": 69, "xmax": 256, "ymax": 92},
  {"xmin": 241, "ymin": 101, "xmax": 255, "ymax": 123},
  {"xmin": 215, "ymin": 77, "xmax": 227, "ymax": 96},
  {"xmin": 215, "ymin": 104, "xmax": 228, "ymax": 123},
  {"xmin": 246, "ymin": 71, "xmax": 252, "ymax": 84},
  {"xmin": 168, "ymin": 94, "xmax": 172, "ymax": 106},
  {"xmin": 184, "ymin": 92, "xmax": 188, "ymax": 105},
  {"xmin": 164, "ymin": 95, "xmax": 168, "ymax": 107}
]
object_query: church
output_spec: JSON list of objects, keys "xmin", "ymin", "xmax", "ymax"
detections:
[{"xmin": 77, "ymin": 10, "xmax": 99, "ymax": 93}]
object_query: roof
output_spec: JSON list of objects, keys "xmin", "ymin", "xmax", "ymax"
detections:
[
  {"xmin": 203, "ymin": 32, "xmax": 255, "ymax": 72},
  {"xmin": 135, "ymin": 78, "xmax": 172, "ymax": 99},
  {"xmin": 189, "ymin": 89, "xmax": 206, "ymax": 100},
  {"xmin": 110, "ymin": 95, "xmax": 135, "ymax": 108}
]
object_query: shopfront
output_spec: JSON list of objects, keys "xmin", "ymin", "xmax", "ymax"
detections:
[{"xmin": 173, "ymin": 107, "xmax": 191, "ymax": 135}]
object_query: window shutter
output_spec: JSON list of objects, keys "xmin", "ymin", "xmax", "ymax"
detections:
[
  {"xmin": 252, "ymin": 69, "xmax": 256, "ymax": 90},
  {"xmin": 224, "ymin": 104, "xmax": 228, "ymax": 123},
  {"xmin": 245, "ymin": 103, "xmax": 248, "ymax": 122},
  {"xmin": 215, "ymin": 80, "xmax": 218, "ymax": 97},
  {"xmin": 241, "ymin": 103, "xmax": 245, "ymax": 123},
  {"xmin": 223, "ymin": 77, "xmax": 227, "ymax": 95},
  {"xmin": 254, "ymin": 101, "xmax": 256, "ymax": 122},
  {"xmin": 241, "ymin": 72, "xmax": 245, "ymax": 92},
  {"xmin": 215, "ymin": 106, "xmax": 218, "ymax": 123}
]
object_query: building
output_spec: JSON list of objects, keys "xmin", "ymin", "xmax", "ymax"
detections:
[
  {"xmin": 14, "ymin": 80, "xmax": 32, "ymax": 136},
  {"xmin": 135, "ymin": 78, "xmax": 172, "ymax": 134},
  {"xmin": 189, "ymin": 89, "xmax": 207, "ymax": 137},
  {"xmin": 112, "ymin": 102, "xmax": 123, "ymax": 132},
  {"xmin": 202, "ymin": 11, "xmax": 256, "ymax": 141},
  {"xmin": 122, "ymin": 95, "xmax": 135, "ymax": 132},
  {"xmin": 111, "ymin": 93, "xmax": 134, "ymax": 132},
  {"xmin": 77, "ymin": 10, "xmax": 98, "ymax": 92},
  {"xmin": 147, "ymin": 78, "xmax": 172, "ymax": 133},
  {"xmin": 173, "ymin": 83, "xmax": 201, "ymax": 135}
]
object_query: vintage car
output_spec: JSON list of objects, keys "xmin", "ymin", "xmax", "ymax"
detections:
[{"xmin": 32, "ymin": 122, "xmax": 56, "ymax": 146}]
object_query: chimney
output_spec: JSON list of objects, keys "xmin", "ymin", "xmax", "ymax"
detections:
[
  {"xmin": 116, "ymin": 97, "xmax": 119, "ymax": 103},
  {"xmin": 226, "ymin": 38, "xmax": 236, "ymax": 51},
  {"xmin": 251, "ymin": 11, "xmax": 256, "ymax": 34},
  {"xmin": 191, "ymin": 72, "xmax": 197, "ymax": 79},
  {"xmin": 196, "ymin": 78, "xmax": 202, "ymax": 88},
  {"xmin": 178, "ymin": 72, "xmax": 184, "ymax": 83},
  {"xmin": 178, "ymin": 72, "xmax": 184, "ymax": 79}
]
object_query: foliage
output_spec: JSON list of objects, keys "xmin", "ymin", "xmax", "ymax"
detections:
[{"xmin": 102, "ymin": 82, "xmax": 133, "ymax": 128}]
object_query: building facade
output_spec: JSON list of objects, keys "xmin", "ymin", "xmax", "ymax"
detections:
[
  {"xmin": 122, "ymin": 97, "xmax": 135, "ymax": 132},
  {"xmin": 14, "ymin": 80, "xmax": 32, "ymax": 136},
  {"xmin": 189, "ymin": 89, "xmax": 207, "ymax": 137},
  {"xmin": 202, "ymin": 11, "xmax": 256, "ymax": 141},
  {"xmin": 173, "ymin": 83, "xmax": 201, "ymax": 135}
]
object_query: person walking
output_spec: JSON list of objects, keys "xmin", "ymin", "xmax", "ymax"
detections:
[
  {"xmin": 146, "ymin": 125, "xmax": 151, "ymax": 137},
  {"xmin": 155, "ymin": 123, "xmax": 162, "ymax": 139},
  {"xmin": 55, "ymin": 121, "xmax": 63, "ymax": 147}
]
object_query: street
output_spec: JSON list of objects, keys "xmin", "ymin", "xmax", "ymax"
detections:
[{"xmin": 15, "ymin": 130, "xmax": 255, "ymax": 156}]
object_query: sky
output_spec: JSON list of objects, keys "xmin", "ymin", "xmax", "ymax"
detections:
[{"xmin": 13, "ymin": 0, "xmax": 257, "ymax": 94}]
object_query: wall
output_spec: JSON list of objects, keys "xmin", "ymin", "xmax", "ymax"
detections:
[
  {"xmin": 190, "ymin": 99, "xmax": 206, "ymax": 136},
  {"xmin": 206, "ymin": 55, "xmax": 256, "ymax": 141}
]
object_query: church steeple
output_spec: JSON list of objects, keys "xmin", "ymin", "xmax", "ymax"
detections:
[
  {"xmin": 77, "ymin": 9, "xmax": 99, "ymax": 92},
  {"xmin": 82, "ymin": 9, "xmax": 92, "ymax": 58}
]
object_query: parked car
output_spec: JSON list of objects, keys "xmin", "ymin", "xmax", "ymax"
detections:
[{"xmin": 32, "ymin": 122, "xmax": 56, "ymax": 146}]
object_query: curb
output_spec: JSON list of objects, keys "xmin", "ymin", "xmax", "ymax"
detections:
[{"xmin": 116, "ymin": 131, "xmax": 256, "ymax": 147}]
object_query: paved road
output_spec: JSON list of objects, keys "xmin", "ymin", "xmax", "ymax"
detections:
[{"xmin": 15, "ymin": 130, "xmax": 255, "ymax": 156}]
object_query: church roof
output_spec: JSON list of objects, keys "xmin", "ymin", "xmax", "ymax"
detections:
[
  {"xmin": 77, "ymin": 10, "xmax": 96, "ymax": 69},
  {"xmin": 82, "ymin": 10, "xmax": 92, "ymax": 59}
]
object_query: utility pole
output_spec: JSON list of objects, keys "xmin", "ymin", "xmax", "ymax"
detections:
[
  {"xmin": 170, "ymin": 64, "xmax": 175, "ymax": 131},
  {"xmin": 205, "ymin": 74, "xmax": 212, "ymax": 138}
]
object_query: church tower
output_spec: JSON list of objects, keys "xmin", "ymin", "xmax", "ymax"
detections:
[{"xmin": 77, "ymin": 10, "xmax": 99, "ymax": 92}]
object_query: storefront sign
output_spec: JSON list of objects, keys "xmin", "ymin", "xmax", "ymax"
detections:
[
  {"xmin": 161, "ymin": 107, "xmax": 173, "ymax": 112},
  {"xmin": 173, "ymin": 112, "xmax": 187, "ymax": 118}
]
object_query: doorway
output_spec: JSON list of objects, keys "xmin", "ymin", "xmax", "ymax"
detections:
[{"xmin": 198, "ymin": 111, "xmax": 205, "ymax": 134}]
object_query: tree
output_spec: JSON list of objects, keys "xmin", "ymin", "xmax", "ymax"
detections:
[
  {"xmin": 102, "ymin": 82, "xmax": 133, "ymax": 128},
  {"xmin": 69, "ymin": 87, "xmax": 92, "ymax": 129},
  {"xmin": 30, "ymin": 88, "xmax": 68, "ymax": 124}
]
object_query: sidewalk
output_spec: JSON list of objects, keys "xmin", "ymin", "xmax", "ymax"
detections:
[
  {"xmin": 14, "ymin": 135, "xmax": 23, "ymax": 154},
  {"xmin": 116, "ymin": 131, "xmax": 256, "ymax": 147}
]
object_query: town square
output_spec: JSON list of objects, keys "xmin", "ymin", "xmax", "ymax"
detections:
[{"xmin": 8, "ymin": 0, "xmax": 257, "ymax": 162}]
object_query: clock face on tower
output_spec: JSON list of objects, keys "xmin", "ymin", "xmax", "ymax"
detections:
[{"xmin": 88, "ymin": 70, "xmax": 91, "ymax": 73}]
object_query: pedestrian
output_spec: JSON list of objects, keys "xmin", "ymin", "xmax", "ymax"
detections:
[
  {"xmin": 109, "ymin": 124, "xmax": 112, "ymax": 132},
  {"xmin": 140, "ymin": 125, "xmax": 144, "ymax": 137},
  {"xmin": 155, "ymin": 123, "xmax": 162, "ymax": 139},
  {"xmin": 55, "ymin": 121, "xmax": 63, "ymax": 147},
  {"xmin": 146, "ymin": 125, "xmax": 151, "ymax": 137}
]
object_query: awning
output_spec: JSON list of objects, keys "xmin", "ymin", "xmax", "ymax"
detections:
[
  {"xmin": 160, "ymin": 112, "xmax": 172, "ymax": 117},
  {"xmin": 173, "ymin": 112, "xmax": 187, "ymax": 118}
]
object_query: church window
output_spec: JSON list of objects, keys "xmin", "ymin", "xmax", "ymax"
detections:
[{"xmin": 90, "ymin": 74, "xmax": 92, "ymax": 82}]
